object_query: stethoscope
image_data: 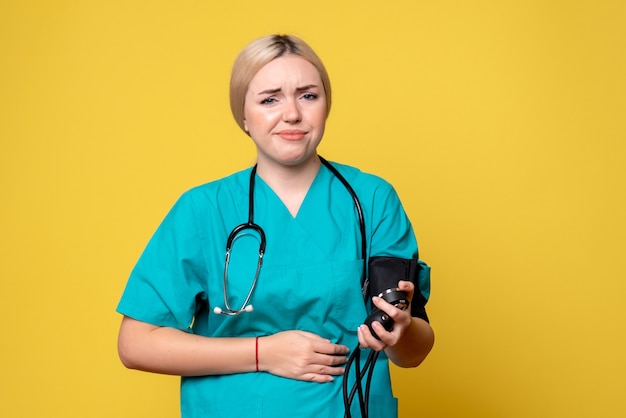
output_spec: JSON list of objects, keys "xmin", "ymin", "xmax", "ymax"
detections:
[
  {"xmin": 211, "ymin": 155, "xmax": 377, "ymax": 417},
  {"xmin": 211, "ymin": 163, "xmax": 266, "ymax": 316},
  {"xmin": 213, "ymin": 156, "xmax": 365, "ymax": 316}
]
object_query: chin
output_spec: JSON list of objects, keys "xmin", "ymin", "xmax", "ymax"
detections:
[
  {"xmin": 284, "ymin": 152, "xmax": 319, "ymax": 167},
  {"xmin": 269, "ymin": 147, "xmax": 318, "ymax": 166}
]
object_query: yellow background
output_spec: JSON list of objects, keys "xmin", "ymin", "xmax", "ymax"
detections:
[{"xmin": 1, "ymin": 1, "xmax": 625, "ymax": 417}]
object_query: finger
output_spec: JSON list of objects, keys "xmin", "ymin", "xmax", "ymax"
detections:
[
  {"xmin": 380, "ymin": 306, "xmax": 412, "ymax": 336},
  {"xmin": 357, "ymin": 324, "xmax": 368, "ymax": 348},
  {"xmin": 312, "ymin": 340, "xmax": 350, "ymax": 356},
  {"xmin": 372, "ymin": 296, "xmax": 409, "ymax": 323},
  {"xmin": 371, "ymin": 321, "xmax": 400, "ymax": 347},
  {"xmin": 314, "ymin": 364, "xmax": 346, "ymax": 376},
  {"xmin": 358, "ymin": 324, "xmax": 386, "ymax": 351},
  {"xmin": 302, "ymin": 363, "xmax": 346, "ymax": 383},
  {"xmin": 312, "ymin": 351, "xmax": 348, "ymax": 367},
  {"xmin": 397, "ymin": 280, "xmax": 415, "ymax": 300},
  {"xmin": 371, "ymin": 295, "xmax": 392, "ymax": 311},
  {"xmin": 302, "ymin": 372, "xmax": 337, "ymax": 383},
  {"xmin": 397, "ymin": 280, "xmax": 414, "ymax": 294}
]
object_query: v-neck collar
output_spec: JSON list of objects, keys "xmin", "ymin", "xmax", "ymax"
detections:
[{"xmin": 254, "ymin": 164, "xmax": 329, "ymax": 220}]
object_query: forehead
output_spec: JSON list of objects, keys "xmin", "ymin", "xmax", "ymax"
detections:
[{"xmin": 248, "ymin": 55, "xmax": 322, "ymax": 91}]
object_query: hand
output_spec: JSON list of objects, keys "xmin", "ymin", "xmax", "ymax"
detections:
[
  {"xmin": 357, "ymin": 280, "xmax": 415, "ymax": 351},
  {"xmin": 259, "ymin": 330, "xmax": 350, "ymax": 383}
]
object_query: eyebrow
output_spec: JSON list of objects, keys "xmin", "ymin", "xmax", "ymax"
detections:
[{"xmin": 257, "ymin": 84, "xmax": 319, "ymax": 95}]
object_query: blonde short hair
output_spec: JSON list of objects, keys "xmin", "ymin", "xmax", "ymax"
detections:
[{"xmin": 229, "ymin": 34, "xmax": 332, "ymax": 133}]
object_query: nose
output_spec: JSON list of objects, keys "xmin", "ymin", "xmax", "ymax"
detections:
[{"xmin": 282, "ymin": 99, "xmax": 302, "ymax": 123}]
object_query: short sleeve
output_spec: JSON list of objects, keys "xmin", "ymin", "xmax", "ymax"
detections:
[
  {"xmin": 367, "ymin": 180, "xmax": 431, "ymax": 320},
  {"xmin": 369, "ymin": 181, "xmax": 418, "ymax": 260},
  {"xmin": 116, "ymin": 192, "xmax": 208, "ymax": 330}
]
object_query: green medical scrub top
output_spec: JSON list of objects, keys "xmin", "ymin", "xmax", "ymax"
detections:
[{"xmin": 117, "ymin": 161, "xmax": 427, "ymax": 418}]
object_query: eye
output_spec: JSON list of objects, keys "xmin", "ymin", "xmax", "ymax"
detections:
[
  {"xmin": 301, "ymin": 93, "xmax": 318, "ymax": 100},
  {"xmin": 260, "ymin": 96, "xmax": 278, "ymax": 105}
]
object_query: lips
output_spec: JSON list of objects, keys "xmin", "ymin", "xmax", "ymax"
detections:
[{"xmin": 277, "ymin": 130, "xmax": 307, "ymax": 141}]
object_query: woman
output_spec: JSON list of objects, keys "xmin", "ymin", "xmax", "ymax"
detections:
[{"xmin": 117, "ymin": 34, "xmax": 434, "ymax": 417}]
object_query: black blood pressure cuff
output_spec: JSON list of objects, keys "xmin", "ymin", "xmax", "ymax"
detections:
[{"xmin": 367, "ymin": 256, "xmax": 431, "ymax": 323}]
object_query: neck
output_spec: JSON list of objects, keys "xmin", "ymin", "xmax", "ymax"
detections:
[{"xmin": 256, "ymin": 154, "xmax": 320, "ymax": 189}]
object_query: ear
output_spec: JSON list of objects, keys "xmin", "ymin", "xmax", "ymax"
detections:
[{"xmin": 243, "ymin": 119, "xmax": 248, "ymax": 132}]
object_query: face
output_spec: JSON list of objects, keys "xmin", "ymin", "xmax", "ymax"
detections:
[{"xmin": 243, "ymin": 54, "xmax": 327, "ymax": 168}]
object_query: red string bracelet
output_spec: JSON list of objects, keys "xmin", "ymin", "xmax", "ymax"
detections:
[{"xmin": 255, "ymin": 336, "xmax": 259, "ymax": 372}]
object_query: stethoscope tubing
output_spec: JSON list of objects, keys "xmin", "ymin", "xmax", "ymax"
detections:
[
  {"xmin": 216, "ymin": 157, "xmax": 366, "ymax": 316},
  {"xmin": 214, "ymin": 156, "xmax": 376, "ymax": 417},
  {"xmin": 217, "ymin": 165, "xmax": 266, "ymax": 316}
]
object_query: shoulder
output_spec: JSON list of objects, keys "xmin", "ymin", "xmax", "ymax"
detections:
[
  {"xmin": 323, "ymin": 160, "xmax": 397, "ymax": 198},
  {"xmin": 156, "ymin": 168, "xmax": 252, "ymax": 224},
  {"xmin": 323, "ymin": 160, "xmax": 408, "ymax": 225},
  {"xmin": 179, "ymin": 168, "xmax": 252, "ymax": 206}
]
